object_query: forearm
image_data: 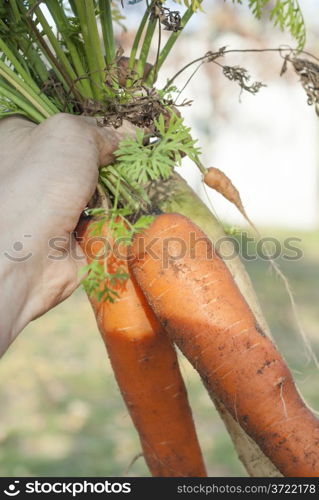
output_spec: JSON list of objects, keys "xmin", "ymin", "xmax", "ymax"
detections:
[
  {"xmin": 0, "ymin": 167, "xmax": 40, "ymax": 356},
  {"xmin": 0, "ymin": 257, "xmax": 35, "ymax": 356}
]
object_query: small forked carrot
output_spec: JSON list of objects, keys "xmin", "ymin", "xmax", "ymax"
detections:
[
  {"xmin": 130, "ymin": 212, "xmax": 319, "ymax": 477},
  {"xmin": 204, "ymin": 167, "xmax": 258, "ymax": 232},
  {"xmin": 77, "ymin": 217, "xmax": 206, "ymax": 477}
]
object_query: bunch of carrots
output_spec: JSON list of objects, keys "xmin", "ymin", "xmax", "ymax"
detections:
[
  {"xmin": 1, "ymin": 0, "xmax": 317, "ymax": 478},
  {"xmin": 77, "ymin": 211, "xmax": 319, "ymax": 478}
]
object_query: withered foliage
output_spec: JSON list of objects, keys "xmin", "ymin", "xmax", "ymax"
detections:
[
  {"xmin": 95, "ymin": 87, "xmax": 168, "ymax": 129},
  {"xmin": 291, "ymin": 58, "xmax": 319, "ymax": 105},
  {"xmin": 41, "ymin": 51, "xmax": 174, "ymax": 130},
  {"xmin": 279, "ymin": 53, "xmax": 319, "ymax": 106},
  {"xmin": 201, "ymin": 48, "xmax": 265, "ymax": 96},
  {"xmin": 151, "ymin": 1, "xmax": 182, "ymax": 32},
  {"xmin": 222, "ymin": 65, "xmax": 266, "ymax": 95}
]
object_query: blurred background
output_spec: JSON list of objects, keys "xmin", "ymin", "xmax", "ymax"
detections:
[{"xmin": 0, "ymin": 0, "xmax": 318, "ymax": 477}]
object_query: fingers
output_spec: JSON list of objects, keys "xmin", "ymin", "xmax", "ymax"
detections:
[
  {"xmin": 1, "ymin": 112, "xmax": 137, "ymax": 169},
  {"xmin": 0, "ymin": 115, "xmax": 37, "ymax": 131},
  {"xmin": 33, "ymin": 113, "xmax": 137, "ymax": 167},
  {"xmin": 90, "ymin": 119, "xmax": 137, "ymax": 166},
  {"xmin": 0, "ymin": 115, "xmax": 37, "ymax": 145}
]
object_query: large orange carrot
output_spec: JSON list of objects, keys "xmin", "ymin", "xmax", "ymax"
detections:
[
  {"xmin": 77, "ymin": 218, "xmax": 206, "ymax": 477},
  {"xmin": 130, "ymin": 213, "xmax": 319, "ymax": 477}
]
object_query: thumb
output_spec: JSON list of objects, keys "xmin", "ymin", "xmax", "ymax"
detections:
[{"xmin": 81, "ymin": 117, "xmax": 137, "ymax": 166}]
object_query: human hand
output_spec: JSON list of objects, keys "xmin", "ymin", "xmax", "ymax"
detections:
[{"xmin": 0, "ymin": 113, "xmax": 135, "ymax": 356}]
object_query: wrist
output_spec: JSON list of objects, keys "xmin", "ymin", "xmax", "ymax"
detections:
[{"xmin": 0, "ymin": 236, "xmax": 38, "ymax": 356}]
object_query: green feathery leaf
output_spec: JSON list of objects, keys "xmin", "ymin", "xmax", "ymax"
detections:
[
  {"xmin": 113, "ymin": 112, "xmax": 201, "ymax": 185},
  {"xmin": 232, "ymin": 0, "xmax": 305, "ymax": 49}
]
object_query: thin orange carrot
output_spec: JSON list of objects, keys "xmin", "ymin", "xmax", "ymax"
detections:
[
  {"xmin": 204, "ymin": 167, "xmax": 257, "ymax": 232},
  {"xmin": 77, "ymin": 217, "xmax": 206, "ymax": 477},
  {"xmin": 130, "ymin": 212, "xmax": 319, "ymax": 477},
  {"xmin": 204, "ymin": 167, "xmax": 243, "ymax": 211}
]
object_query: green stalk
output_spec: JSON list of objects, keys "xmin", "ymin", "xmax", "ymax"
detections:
[
  {"xmin": 74, "ymin": 0, "xmax": 98, "ymax": 98},
  {"xmin": 9, "ymin": 0, "xmax": 21, "ymax": 20},
  {"xmin": 5, "ymin": 40, "xmax": 32, "ymax": 78},
  {"xmin": 0, "ymin": 82, "xmax": 45, "ymax": 123},
  {"xmin": 28, "ymin": 1, "xmax": 86, "ymax": 97},
  {"xmin": 99, "ymin": 0, "xmax": 116, "ymax": 66},
  {"xmin": 75, "ymin": 0, "xmax": 111, "ymax": 100},
  {"xmin": 107, "ymin": 164, "xmax": 147, "ymax": 203},
  {"xmin": 99, "ymin": 176, "xmax": 122, "ymax": 205},
  {"xmin": 68, "ymin": 0, "xmax": 79, "ymax": 16},
  {"xmin": 0, "ymin": 61, "xmax": 55, "ymax": 118},
  {"xmin": 0, "ymin": 2, "xmax": 48, "ymax": 84},
  {"xmin": 100, "ymin": 173, "xmax": 139, "ymax": 210},
  {"xmin": 100, "ymin": 178, "xmax": 119, "ymax": 202},
  {"xmin": 0, "ymin": 19, "xmax": 9, "ymax": 33},
  {"xmin": 85, "ymin": 0, "xmax": 108, "ymax": 88},
  {"xmin": 152, "ymin": 18, "xmax": 162, "ymax": 86},
  {"xmin": 0, "ymin": 39, "xmax": 58, "ymax": 114},
  {"xmin": 145, "ymin": 3, "xmax": 202, "ymax": 85},
  {"xmin": 136, "ymin": 16, "xmax": 157, "ymax": 79},
  {"xmin": 46, "ymin": 2, "xmax": 94, "ymax": 99},
  {"xmin": 26, "ymin": 20, "xmax": 77, "ymax": 99},
  {"xmin": 127, "ymin": 4, "xmax": 152, "ymax": 73},
  {"xmin": 17, "ymin": 38, "xmax": 49, "ymax": 84}
]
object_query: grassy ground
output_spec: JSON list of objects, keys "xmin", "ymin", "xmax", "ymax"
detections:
[{"xmin": 0, "ymin": 228, "xmax": 318, "ymax": 477}]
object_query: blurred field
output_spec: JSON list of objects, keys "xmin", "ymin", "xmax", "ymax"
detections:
[{"xmin": 0, "ymin": 229, "xmax": 318, "ymax": 477}]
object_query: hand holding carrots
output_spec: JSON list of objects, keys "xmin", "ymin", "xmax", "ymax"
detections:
[
  {"xmin": 2, "ymin": 113, "xmax": 317, "ymax": 476},
  {"xmin": 0, "ymin": 113, "xmax": 135, "ymax": 356}
]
